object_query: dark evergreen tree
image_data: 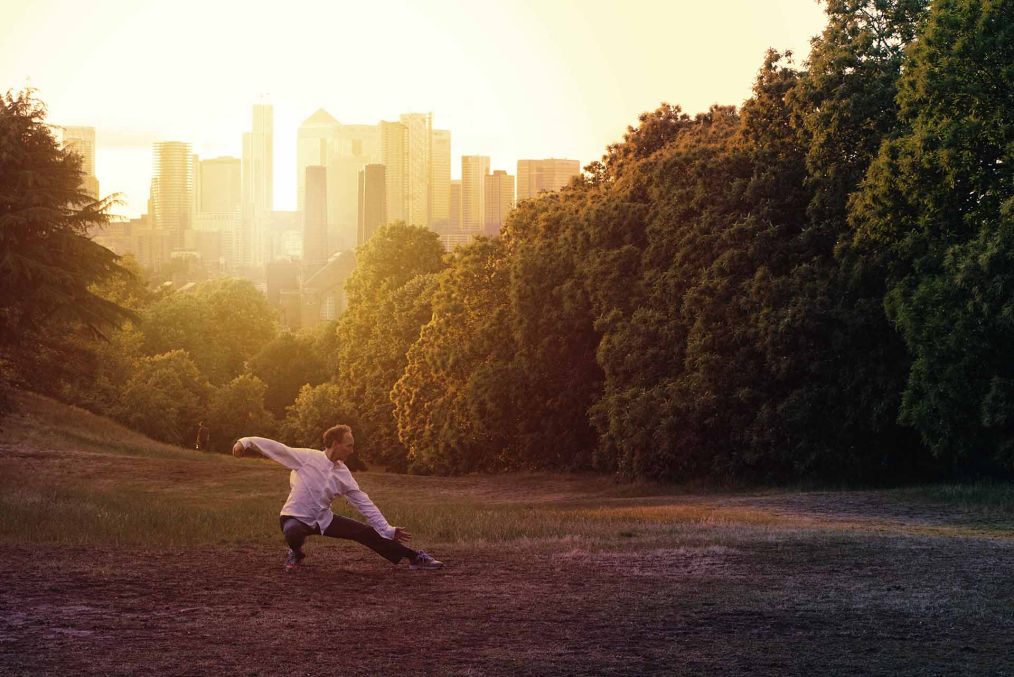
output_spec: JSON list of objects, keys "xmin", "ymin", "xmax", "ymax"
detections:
[{"xmin": 0, "ymin": 89, "xmax": 134, "ymax": 414}]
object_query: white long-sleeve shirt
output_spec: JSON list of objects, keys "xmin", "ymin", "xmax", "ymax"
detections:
[{"xmin": 237, "ymin": 436, "xmax": 396, "ymax": 540}]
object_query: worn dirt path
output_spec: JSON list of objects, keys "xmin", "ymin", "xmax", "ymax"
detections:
[{"xmin": 2, "ymin": 532, "xmax": 1012, "ymax": 676}]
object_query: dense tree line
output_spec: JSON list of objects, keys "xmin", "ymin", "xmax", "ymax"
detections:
[
  {"xmin": 375, "ymin": 0, "xmax": 1011, "ymax": 482},
  {"xmin": 3, "ymin": 0, "xmax": 1010, "ymax": 483}
]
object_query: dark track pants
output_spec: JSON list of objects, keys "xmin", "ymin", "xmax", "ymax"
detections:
[{"xmin": 279, "ymin": 515, "xmax": 417, "ymax": 564}]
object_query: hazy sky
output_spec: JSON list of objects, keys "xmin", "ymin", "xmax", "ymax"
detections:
[{"xmin": 1, "ymin": 0, "xmax": 829, "ymax": 218}]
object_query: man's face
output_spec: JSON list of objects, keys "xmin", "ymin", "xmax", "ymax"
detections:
[{"xmin": 326, "ymin": 431, "xmax": 355, "ymax": 464}]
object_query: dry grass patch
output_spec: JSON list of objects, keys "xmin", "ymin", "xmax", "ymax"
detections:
[{"xmin": 2, "ymin": 392, "xmax": 1013, "ymax": 552}]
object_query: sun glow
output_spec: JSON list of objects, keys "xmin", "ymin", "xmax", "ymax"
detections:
[{"xmin": 2, "ymin": 0, "xmax": 827, "ymax": 217}]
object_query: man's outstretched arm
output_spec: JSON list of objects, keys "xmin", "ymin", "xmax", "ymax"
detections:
[
  {"xmin": 232, "ymin": 437, "xmax": 312, "ymax": 470},
  {"xmin": 341, "ymin": 482, "xmax": 413, "ymax": 542}
]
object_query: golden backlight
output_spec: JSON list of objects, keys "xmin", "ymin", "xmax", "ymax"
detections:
[{"xmin": 1, "ymin": 0, "xmax": 827, "ymax": 217}]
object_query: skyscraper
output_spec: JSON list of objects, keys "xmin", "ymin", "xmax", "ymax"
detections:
[
  {"xmin": 400, "ymin": 113, "xmax": 431, "ymax": 228},
  {"xmin": 242, "ymin": 104, "xmax": 274, "ymax": 268},
  {"xmin": 151, "ymin": 141, "xmax": 193, "ymax": 253},
  {"xmin": 242, "ymin": 104, "xmax": 273, "ymax": 213},
  {"xmin": 335, "ymin": 124, "xmax": 380, "ymax": 159},
  {"xmin": 195, "ymin": 156, "xmax": 241, "ymax": 213},
  {"xmin": 331, "ymin": 124, "xmax": 380, "ymax": 252},
  {"xmin": 193, "ymin": 156, "xmax": 242, "ymax": 272},
  {"xmin": 380, "ymin": 120, "xmax": 408, "ymax": 224},
  {"xmin": 430, "ymin": 129, "xmax": 451, "ymax": 228},
  {"xmin": 484, "ymin": 169, "xmax": 515, "ymax": 235},
  {"xmin": 296, "ymin": 109, "xmax": 340, "ymax": 216},
  {"xmin": 461, "ymin": 155, "xmax": 490, "ymax": 233},
  {"xmin": 60, "ymin": 126, "xmax": 99, "ymax": 198},
  {"xmin": 304, "ymin": 166, "xmax": 328, "ymax": 271},
  {"xmin": 449, "ymin": 180, "xmax": 462, "ymax": 230},
  {"xmin": 357, "ymin": 164, "xmax": 387, "ymax": 246},
  {"xmin": 516, "ymin": 158, "xmax": 581, "ymax": 201}
]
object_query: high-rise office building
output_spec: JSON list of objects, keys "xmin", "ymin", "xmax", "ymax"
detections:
[
  {"xmin": 297, "ymin": 109, "xmax": 341, "ymax": 216},
  {"xmin": 60, "ymin": 126, "xmax": 99, "ymax": 198},
  {"xmin": 241, "ymin": 104, "xmax": 273, "ymax": 268},
  {"xmin": 449, "ymin": 180, "xmax": 462, "ymax": 230},
  {"xmin": 335, "ymin": 124, "xmax": 380, "ymax": 159},
  {"xmin": 298, "ymin": 110, "xmax": 383, "ymax": 254},
  {"xmin": 195, "ymin": 156, "xmax": 241, "ymax": 214},
  {"xmin": 380, "ymin": 120, "xmax": 408, "ymax": 224},
  {"xmin": 303, "ymin": 166, "xmax": 328, "ymax": 270},
  {"xmin": 330, "ymin": 124, "xmax": 380, "ymax": 252},
  {"xmin": 328, "ymin": 155, "xmax": 363, "ymax": 252},
  {"xmin": 484, "ymin": 170, "xmax": 515, "ymax": 235},
  {"xmin": 461, "ymin": 155, "xmax": 490, "ymax": 233},
  {"xmin": 242, "ymin": 104, "xmax": 274, "ymax": 214},
  {"xmin": 192, "ymin": 155, "xmax": 242, "ymax": 272},
  {"xmin": 358, "ymin": 164, "xmax": 387, "ymax": 246},
  {"xmin": 400, "ymin": 113, "xmax": 431, "ymax": 228},
  {"xmin": 430, "ymin": 129, "xmax": 451, "ymax": 228},
  {"xmin": 516, "ymin": 158, "xmax": 581, "ymax": 201},
  {"xmin": 151, "ymin": 141, "xmax": 193, "ymax": 253}
]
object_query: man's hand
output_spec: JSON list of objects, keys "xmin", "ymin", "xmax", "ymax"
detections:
[
  {"xmin": 232, "ymin": 441, "xmax": 244, "ymax": 458},
  {"xmin": 393, "ymin": 527, "xmax": 412, "ymax": 542}
]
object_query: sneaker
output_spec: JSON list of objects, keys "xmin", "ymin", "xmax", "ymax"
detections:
[
  {"xmin": 409, "ymin": 550, "xmax": 443, "ymax": 570},
  {"xmin": 284, "ymin": 548, "xmax": 305, "ymax": 571}
]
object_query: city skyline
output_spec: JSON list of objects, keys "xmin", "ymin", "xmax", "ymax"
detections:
[{"xmin": 1, "ymin": 0, "xmax": 829, "ymax": 219}]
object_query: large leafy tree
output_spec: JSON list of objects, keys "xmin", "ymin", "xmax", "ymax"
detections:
[
  {"xmin": 55, "ymin": 255, "xmax": 164, "ymax": 414},
  {"xmin": 278, "ymin": 382, "xmax": 364, "ymax": 469},
  {"xmin": 735, "ymin": 1, "xmax": 931, "ymax": 482},
  {"xmin": 755, "ymin": 1, "xmax": 930, "ymax": 481},
  {"xmin": 851, "ymin": 0, "xmax": 1014, "ymax": 473},
  {"xmin": 591, "ymin": 45, "xmax": 924, "ymax": 482},
  {"xmin": 0, "ymin": 89, "xmax": 133, "ymax": 413},
  {"xmin": 206, "ymin": 374, "xmax": 275, "ymax": 453},
  {"xmin": 334, "ymin": 222, "xmax": 446, "ymax": 469},
  {"xmin": 588, "ymin": 103, "xmax": 754, "ymax": 479},
  {"xmin": 505, "ymin": 190, "xmax": 606, "ymax": 471},
  {"xmin": 790, "ymin": 0, "xmax": 928, "ymax": 224},
  {"xmin": 248, "ymin": 330, "xmax": 329, "ymax": 417},
  {"xmin": 280, "ymin": 383, "xmax": 356, "ymax": 448},
  {"xmin": 141, "ymin": 277, "xmax": 277, "ymax": 385},
  {"xmin": 115, "ymin": 350, "xmax": 211, "ymax": 445},
  {"xmin": 393, "ymin": 237, "xmax": 519, "ymax": 473}
]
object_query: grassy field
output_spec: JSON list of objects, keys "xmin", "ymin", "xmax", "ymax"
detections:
[{"xmin": 1, "ymin": 393, "xmax": 1013, "ymax": 675}]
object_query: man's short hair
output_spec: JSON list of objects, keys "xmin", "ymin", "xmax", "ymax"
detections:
[{"xmin": 323, "ymin": 425, "xmax": 352, "ymax": 448}]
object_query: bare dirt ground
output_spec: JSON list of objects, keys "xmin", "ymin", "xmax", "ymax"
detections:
[{"xmin": 2, "ymin": 529, "xmax": 1012, "ymax": 676}]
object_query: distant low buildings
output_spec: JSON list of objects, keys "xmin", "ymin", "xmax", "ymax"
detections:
[
  {"xmin": 277, "ymin": 251, "xmax": 356, "ymax": 330},
  {"xmin": 516, "ymin": 158, "xmax": 581, "ymax": 202}
]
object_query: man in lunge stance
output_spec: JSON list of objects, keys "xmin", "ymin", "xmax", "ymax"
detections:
[{"xmin": 232, "ymin": 425, "xmax": 443, "ymax": 572}]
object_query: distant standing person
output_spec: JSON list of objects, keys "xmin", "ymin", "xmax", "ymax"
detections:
[
  {"xmin": 195, "ymin": 422, "xmax": 210, "ymax": 451},
  {"xmin": 231, "ymin": 426, "xmax": 443, "ymax": 572}
]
